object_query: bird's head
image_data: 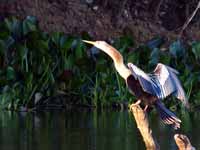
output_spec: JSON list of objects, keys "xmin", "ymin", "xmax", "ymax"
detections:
[
  {"xmin": 82, "ymin": 40, "xmax": 109, "ymax": 53},
  {"xmin": 83, "ymin": 40, "xmax": 131, "ymax": 79}
]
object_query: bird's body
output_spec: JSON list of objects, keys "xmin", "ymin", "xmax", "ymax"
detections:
[
  {"xmin": 83, "ymin": 40, "xmax": 189, "ymax": 129},
  {"xmin": 126, "ymin": 75, "xmax": 157, "ymax": 106}
]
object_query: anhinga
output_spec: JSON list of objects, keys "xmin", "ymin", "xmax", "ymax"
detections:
[{"xmin": 83, "ymin": 40, "xmax": 189, "ymax": 129}]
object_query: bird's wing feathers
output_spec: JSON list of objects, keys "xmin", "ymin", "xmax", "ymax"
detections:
[
  {"xmin": 153, "ymin": 63, "xmax": 189, "ymax": 107},
  {"xmin": 128, "ymin": 63, "xmax": 158, "ymax": 96},
  {"xmin": 153, "ymin": 63, "xmax": 176, "ymax": 97}
]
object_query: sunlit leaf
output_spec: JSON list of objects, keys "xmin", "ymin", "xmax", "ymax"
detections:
[
  {"xmin": 22, "ymin": 17, "xmax": 37, "ymax": 35},
  {"xmin": 26, "ymin": 16, "xmax": 37, "ymax": 25}
]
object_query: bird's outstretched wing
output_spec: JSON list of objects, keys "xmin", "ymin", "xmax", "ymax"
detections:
[
  {"xmin": 153, "ymin": 63, "xmax": 189, "ymax": 108},
  {"xmin": 127, "ymin": 63, "xmax": 159, "ymax": 97}
]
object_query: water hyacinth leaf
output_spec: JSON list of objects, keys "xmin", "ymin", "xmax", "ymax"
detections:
[
  {"xmin": 81, "ymin": 31, "xmax": 91, "ymax": 40},
  {"xmin": 149, "ymin": 48, "xmax": 159, "ymax": 66},
  {"xmin": 49, "ymin": 71, "xmax": 55, "ymax": 84},
  {"xmin": 59, "ymin": 35, "xmax": 67, "ymax": 49},
  {"xmin": 4, "ymin": 17, "xmax": 18, "ymax": 32},
  {"xmin": 6, "ymin": 66, "xmax": 15, "ymax": 80},
  {"xmin": 64, "ymin": 54, "xmax": 74, "ymax": 70},
  {"xmin": 0, "ymin": 29, "xmax": 10, "ymax": 39},
  {"xmin": 90, "ymin": 46, "xmax": 99, "ymax": 55},
  {"xmin": 5, "ymin": 36, "xmax": 15, "ymax": 49},
  {"xmin": 26, "ymin": 16, "xmax": 37, "ymax": 25},
  {"xmin": 36, "ymin": 40, "xmax": 49, "ymax": 53},
  {"xmin": 60, "ymin": 36, "xmax": 74, "ymax": 51},
  {"xmin": 75, "ymin": 40, "xmax": 84, "ymax": 58},
  {"xmin": 0, "ymin": 92, "xmax": 11, "ymax": 108},
  {"xmin": 191, "ymin": 42, "xmax": 200, "ymax": 60},
  {"xmin": 22, "ymin": 17, "xmax": 37, "ymax": 35},
  {"xmin": 51, "ymin": 32, "xmax": 61, "ymax": 46},
  {"xmin": 169, "ymin": 40, "xmax": 185, "ymax": 58},
  {"xmin": 115, "ymin": 36, "xmax": 134, "ymax": 53},
  {"xmin": 5, "ymin": 17, "xmax": 22, "ymax": 38},
  {"xmin": 146, "ymin": 37, "xmax": 165, "ymax": 50},
  {"xmin": 137, "ymin": 46, "xmax": 151, "ymax": 65},
  {"xmin": 160, "ymin": 53, "xmax": 170, "ymax": 64},
  {"xmin": 17, "ymin": 45, "xmax": 29, "ymax": 72},
  {"xmin": 127, "ymin": 51, "xmax": 139, "ymax": 64},
  {"xmin": 0, "ymin": 40, "xmax": 5, "ymax": 55}
]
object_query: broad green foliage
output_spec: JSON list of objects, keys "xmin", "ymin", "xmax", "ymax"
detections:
[{"xmin": 0, "ymin": 16, "xmax": 199, "ymax": 110}]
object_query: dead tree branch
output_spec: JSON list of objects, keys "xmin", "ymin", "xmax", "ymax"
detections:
[
  {"xmin": 179, "ymin": 0, "xmax": 200, "ymax": 37},
  {"xmin": 130, "ymin": 104, "xmax": 159, "ymax": 150},
  {"xmin": 174, "ymin": 134, "xmax": 195, "ymax": 150}
]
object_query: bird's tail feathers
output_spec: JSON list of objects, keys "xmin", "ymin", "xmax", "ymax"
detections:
[{"xmin": 155, "ymin": 100, "xmax": 181, "ymax": 129}]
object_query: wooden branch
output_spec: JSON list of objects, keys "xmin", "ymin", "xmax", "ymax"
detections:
[
  {"xmin": 179, "ymin": 0, "xmax": 200, "ymax": 37},
  {"xmin": 174, "ymin": 134, "xmax": 196, "ymax": 150},
  {"xmin": 130, "ymin": 104, "xmax": 195, "ymax": 150},
  {"xmin": 130, "ymin": 103, "xmax": 159, "ymax": 150}
]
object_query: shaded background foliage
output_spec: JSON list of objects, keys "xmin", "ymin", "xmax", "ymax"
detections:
[{"xmin": 0, "ymin": 16, "xmax": 200, "ymax": 111}]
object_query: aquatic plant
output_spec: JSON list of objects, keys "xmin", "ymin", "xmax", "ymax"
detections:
[{"xmin": 0, "ymin": 16, "xmax": 199, "ymax": 111}]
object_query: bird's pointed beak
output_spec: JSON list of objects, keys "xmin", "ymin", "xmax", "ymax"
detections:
[{"xmin": 82, "ymin": 40, "xmax": 96, "ymax": 45}]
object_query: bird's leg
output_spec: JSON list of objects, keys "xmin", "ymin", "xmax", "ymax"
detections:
[{"xmin": 143, "ymin": 105, "xmax": 148, "ymax": 112}]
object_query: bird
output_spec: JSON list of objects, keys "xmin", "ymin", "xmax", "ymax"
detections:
[{"xmin": 83, "ymin": 40, "xmax": 189, "ymax": 129}]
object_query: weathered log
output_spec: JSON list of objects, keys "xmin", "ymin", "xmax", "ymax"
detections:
[
  {"xmin": 174, "ymin": 134, "xmax": 195, "ymax": 150},
  {"xmin": 130, "ymin": 103, "xmax": 160, "ymax": 150}
]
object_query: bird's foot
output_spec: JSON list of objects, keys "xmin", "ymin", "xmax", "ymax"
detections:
[{"xmin": 130, "ymin": 99, "xmax": 141, "ymax": 108}]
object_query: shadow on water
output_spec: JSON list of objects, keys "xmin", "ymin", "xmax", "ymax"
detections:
[{"xmin": 0, "ymin": 109, "xmax": 199, "ymax": 150}]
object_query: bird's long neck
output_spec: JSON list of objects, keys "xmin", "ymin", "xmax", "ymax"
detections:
[{"xmin": 103, "ymin": 45, "xmax": 131, "ymax": 80}]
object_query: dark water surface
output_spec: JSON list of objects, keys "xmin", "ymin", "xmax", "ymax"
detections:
[{"xmin": 0, "ymin": 109, "xmax": 199, "ymax": 150}]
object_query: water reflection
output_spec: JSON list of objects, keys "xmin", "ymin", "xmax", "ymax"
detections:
[{"xmin": 0, "ymin": 110, "xmax": 198, "ymax": 150}]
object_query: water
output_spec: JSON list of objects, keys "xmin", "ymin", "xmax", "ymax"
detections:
[{"xmin": 0, "ymin": 109, "xmax": 199, "ymax": 150}]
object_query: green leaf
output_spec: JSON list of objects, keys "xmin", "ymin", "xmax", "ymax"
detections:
[
  {"xmin": 160, "ymin": 53, "xmax": 170, "ymax": 64},
  {"xmin": 26, "ymin": 16, "xmax": 37, "ymax": 25},
  {"xmin": 22, "ymin": 18, "xmax": 37, "ymax": 35},
  {"xmin": 149, "ymin": 48, "xmax": 159, "ymax": 66},
  {"xmin": 169, "ymin": 40, "xmax": 185, "ymax": 58},
  {"xmin": 64, "ymin": 54, "xmax": 74, "ymax": 69},
  {"xmin": 51, "ymin": 32, "xmax": 61, "ymax": 46},
  {"xmin": 6, "ymin": 66, "xmax": 15, "ymax": 80},
  {"xmin": 146, "ymin": 37, "xmax": 164, "ymax": 50},
  {"xmin": 60, "ymin": 36, "xmax": 74, "ymax": 50},
  {"xmin": 36, "ymin": 40, "xmax": 49, "ymax": 53},
  {"xmin": 0, "ymin": 40, "xmax": 5, "ymax": 55},
  {"xmin": 5, "ymin": 36, "xmax": 15, "ymax": 49},
  {"xmin": 127, "ymin": 51, "xmax": 139, "ymax": 64},
  {"xmin": 0, "ymin": 29, "xmax": 10, "ymax": 39},
  {"xmin": 192, "ymin": 42, "xmax": 200, "ymax": 60},
  {"xmin": 115, "ymin": 36, "xmax": 134, "ymax": 53},
  {"xmin": 75, "ymin": 40, "xmax": 84, "ymax": 58},
  {"xmin": 5, "ymin": 17, "xmax": 22, "ymax": 37}
]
